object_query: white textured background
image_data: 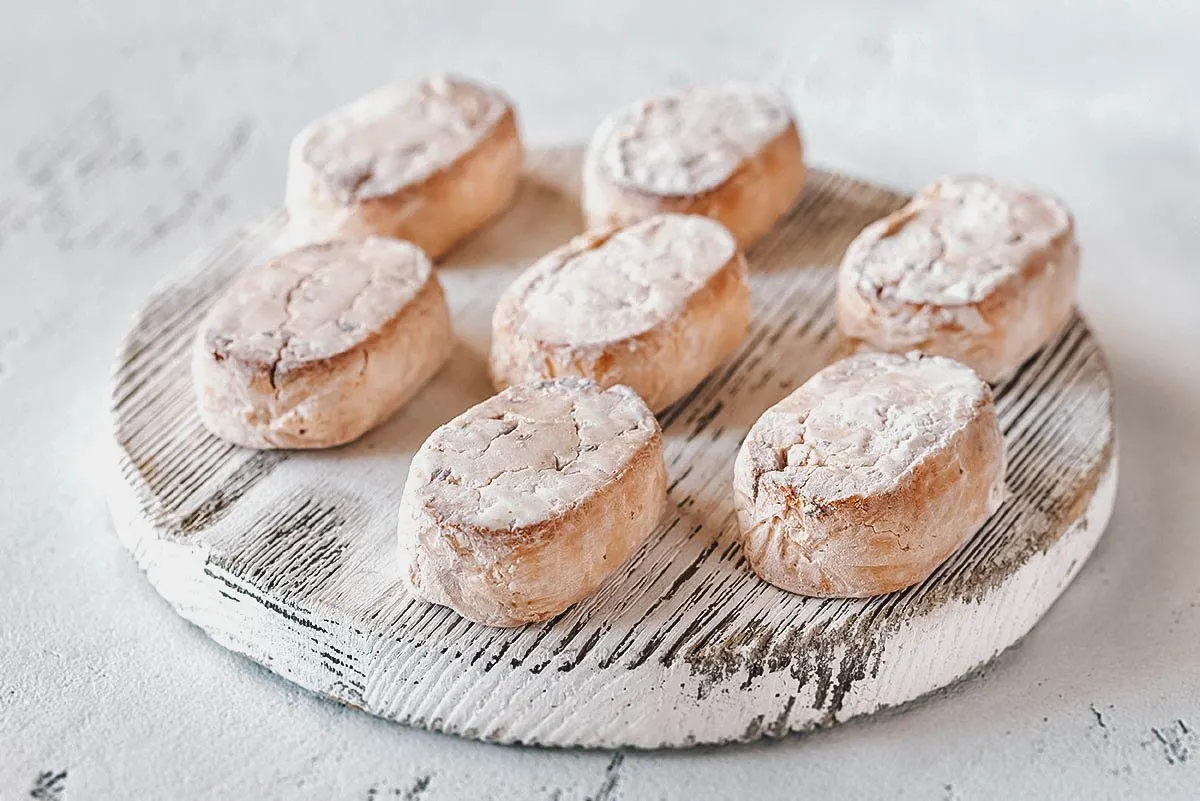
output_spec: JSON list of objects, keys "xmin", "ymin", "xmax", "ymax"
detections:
[{"xmin": 2, "ymin": 1, "xmax": 1199, "ymax": 798}]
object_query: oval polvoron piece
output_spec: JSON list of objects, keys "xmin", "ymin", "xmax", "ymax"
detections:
[
  {"xmin": 286, "ymin": 76, "xmax": 524, "ymax": 259},
  {"xmin": 733, "ymin": 352, "xmax": 1006, "ymax": 598},
  {"xmin": 837, "ymin": 175, "xmax": 1080, "ymax": 383},
  {"xmin": 489, "ymin": 214, "xmax": 750, "ymax": 413},
  {"xmin": 582, "ymin": 83, "xmax": 806, "ymax": 247},
  {"xmin": 192, "ymin": 237, "xmax": 452, "ymax": 449},
  {"xmin": 397, "ymin": 378, "xmax": 667, "ymax": 627}
]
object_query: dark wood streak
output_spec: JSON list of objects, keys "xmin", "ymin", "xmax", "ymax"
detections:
[
  {"xmin": 201, "ymin": 566, "xmax": 331, "ymax": 635},
  {"xmin": 178, "ymin": 452, "xmax": 288, "ymax": 535},
  {"xmin": 210, "ymin": 496, "xmax": 351, "ymax": 600}
]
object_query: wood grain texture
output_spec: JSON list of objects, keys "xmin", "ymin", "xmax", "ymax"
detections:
[{"xmin": 106, "ymin": 149, "xmax": 1117, "ymax": 748}]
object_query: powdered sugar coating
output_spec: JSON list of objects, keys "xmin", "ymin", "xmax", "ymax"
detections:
[
  {"xmin": 294, "ymin": 76, "xmax": 509, "ymax": 202},
  {"xmin": 844, "ymin": 176, "xmax": 1071, "ymax": 307},
  {"xmin": 511, "ymin": 214, "xmax": 737, "ymax": 345},
  {"xmin": 406, "ymin": 380, "xmax": 659, "ymax": 531},
  {"xmin": 743, "ymin": 352, "xmax": 992, "ymax": 505},
  {"xmin": 199, "ymin": 237, "xmax": 432, "ymax": 379},
  {"xmin": 588, "ymin": 83, "xmax": 793, "ymax": 196}
]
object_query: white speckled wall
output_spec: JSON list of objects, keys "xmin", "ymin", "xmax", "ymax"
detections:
[{"xmin": 2, "ymin": 1, "xmax": 1199, "ymax": 798}]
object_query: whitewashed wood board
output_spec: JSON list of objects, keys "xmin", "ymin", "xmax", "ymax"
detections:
[{"xmin": 106, "ymin": 150, "xmax": 1117, "ymax": 748}]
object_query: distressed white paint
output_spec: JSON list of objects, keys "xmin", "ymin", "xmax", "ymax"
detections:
[{"xmin": 105, "ymin": 156, "xmax": 1116, "ymax": 748}]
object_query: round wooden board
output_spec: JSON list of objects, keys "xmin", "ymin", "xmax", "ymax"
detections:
[{"xmin": 107, "ymin": 149, "xmax": 1117, "ymax": 749}]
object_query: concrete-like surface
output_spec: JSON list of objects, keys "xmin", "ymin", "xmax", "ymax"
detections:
[{"xmin": 2, "ymin": 1, "xmax": 1198, "ymax": 798}]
